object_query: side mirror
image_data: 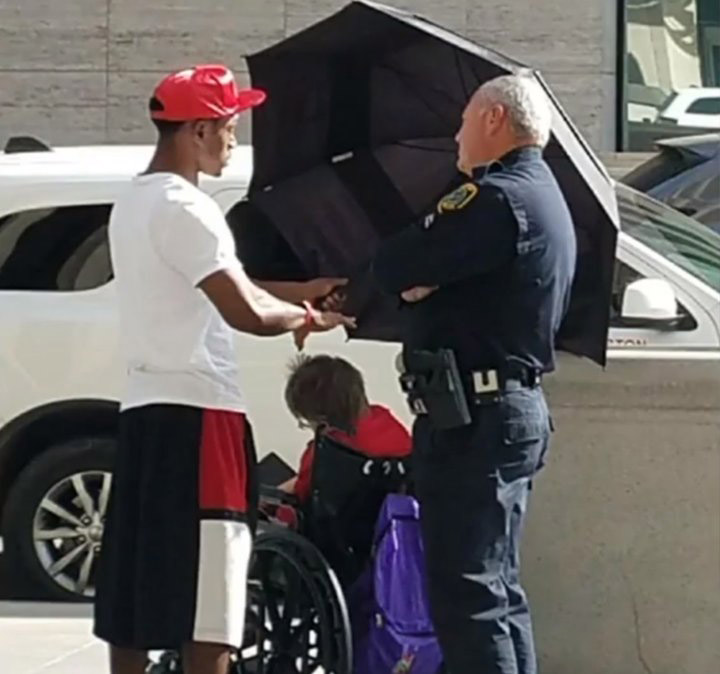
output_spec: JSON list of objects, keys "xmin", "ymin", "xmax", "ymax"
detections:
[{"xmin": 619, "ymin": 278, "xmax": 684, "ymax": 330}]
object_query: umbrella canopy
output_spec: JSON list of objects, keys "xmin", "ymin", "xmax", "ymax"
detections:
[{"xmin": 244, "ymin": 0, "xmax": 619, "ymax": 366}]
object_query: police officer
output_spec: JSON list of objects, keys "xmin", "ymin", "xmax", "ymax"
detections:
[{"xmin": 371, "ymin": 74, "xmax": 577, "ymax": 674}]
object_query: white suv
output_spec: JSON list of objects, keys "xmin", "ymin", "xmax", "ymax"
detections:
[
  {"xmin": 1, "ymin": 138, "xmax": 719, "ymax": 607},
  {"xmin": 0, "ymin": 139, "xmax": 405, "ymax": 601},
  {"xmin": 658, "ymin": 87, "xmax": 720, "ymax": 129}
]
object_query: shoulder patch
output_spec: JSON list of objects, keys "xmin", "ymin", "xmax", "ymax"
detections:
[{"xmin": 437, "ymin": 182, "xmax": 479, "ymax": 213}]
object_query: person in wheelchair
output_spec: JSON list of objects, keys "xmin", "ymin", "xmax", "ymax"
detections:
[
  {"xmin": 278, "ymin": 354, "xmax": 411, "ymax": 503},
  {"xmin": 274, "ymin": 354, "xmax": 412, "ymax": 579}
]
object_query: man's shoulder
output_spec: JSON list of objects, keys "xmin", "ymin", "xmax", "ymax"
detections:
[
  {"xmin": 162, "ymin": 177, "xmax": 219, "ymax": 213},
  {"xmin": 146, "ymin": 179, "xmax": 226, "ymax": 236},
  {"xmin": 112, "ymin": 174, "xmax": 214, "ymax": 216},
  {"xmin": 477, "ymin": 162, "xmax": 556, "ymax": 204},
  {"xmin": 483, "ymin": 156, "xmax": 554, "ymax": 186},
  {"xmin": 437, "ymin": 182, "xmax": 480, "ymax": 214},
  {"xmin": 435, "ymin": 180, "xmax": 507, "ymax": 217}
]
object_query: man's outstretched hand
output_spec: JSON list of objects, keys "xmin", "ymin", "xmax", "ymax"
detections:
[{"xmin": 293, "ymin": 303, "xmax": 356, "ymax": 350}]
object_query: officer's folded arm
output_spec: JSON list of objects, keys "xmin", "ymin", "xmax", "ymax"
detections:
[{"xmin": 371, "ymin": 185, "xmax": 517, "ymax": 297}]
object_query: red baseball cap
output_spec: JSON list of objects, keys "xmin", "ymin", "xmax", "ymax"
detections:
[{"xmin": 150, "ymin": 64, "xmax": 266, "ymax": 121}]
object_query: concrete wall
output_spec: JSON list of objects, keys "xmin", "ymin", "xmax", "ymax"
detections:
[{"xmin": 0, "ymin": 0, "xmax": 618, "ymax": 150}]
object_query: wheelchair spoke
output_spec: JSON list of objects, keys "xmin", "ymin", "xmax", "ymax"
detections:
[
  {"xmin": 286, "ymin": 613, "xmax": 315, "ymax": 653},
  {"xmin": 300, "ymin": 624, "xmax": 312, "ymax": 674},
  {"xmin": 259, "ymin": 559, "xmax": 283, "ymax": 629},
  {"xmin": 257, "ymin": 596, "xmax": 271, "ymax": 674},
  {"xmin": 284, "ymin": 564, "xmax": 304, "ymax": 617},
  {"xmin": 244, "ymin": 532, "xmax": 352, "ymax": 674},
  {"xmin": 293, "ymin": 616, "xmax": 319, "ymax": 674},
  {"xmin": 248, "ymin": 601, "xmax": 322, "ymax": 672},
  {"xmin": 276, "ymin": 562, "xmax": 303, "ymax": 645}
]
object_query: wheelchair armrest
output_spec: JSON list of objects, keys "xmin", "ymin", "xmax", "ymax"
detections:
[{"xmin": 259, "ymin": 484, "xmax": 300, "ymax": 508}]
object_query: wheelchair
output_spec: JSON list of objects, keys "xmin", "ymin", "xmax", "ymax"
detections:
[{"xmin": 150, "ymin": 432, "xmax": 410, "ymax": 674}]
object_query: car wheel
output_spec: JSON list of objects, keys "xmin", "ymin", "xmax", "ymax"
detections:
[{"xmin": 2, "ymin": 437, "xmax": 115, "ymax": 602}]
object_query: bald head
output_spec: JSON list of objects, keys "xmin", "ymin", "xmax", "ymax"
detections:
[{"xmin": 455, "ymin": 74, "xmax": 552, "ymax": 174}]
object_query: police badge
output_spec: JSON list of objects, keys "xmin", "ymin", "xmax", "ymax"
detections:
[{"xmin": 437, "ymin": 182, "xmax": 479, "ymax": 213}]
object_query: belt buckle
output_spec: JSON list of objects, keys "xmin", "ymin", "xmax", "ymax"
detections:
[
  {"xmin": 410, "ymin": 397, "xmax": 428, "ymax": 415},
  {"xmin": 472, "ymin": 369, "xmax": 499, "ymax": 394}
]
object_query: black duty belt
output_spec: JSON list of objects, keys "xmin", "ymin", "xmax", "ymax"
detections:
[
  {"xmin": 465, "ymin": 365, "xmax": 542, "ymax": 405},
  {"xmin": 398, "ymin": 348, "xmax": 543, "ymax": 428}
]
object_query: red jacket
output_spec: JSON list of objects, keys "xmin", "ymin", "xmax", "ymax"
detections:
[{"xmin": 294, "ymin": 404, "xmax": 412, "ymax": 503}]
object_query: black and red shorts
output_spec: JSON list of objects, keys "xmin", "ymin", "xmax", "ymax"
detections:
[{"xmin": 94, "ymin": 404, "xmax": 257, "ymax": 650}]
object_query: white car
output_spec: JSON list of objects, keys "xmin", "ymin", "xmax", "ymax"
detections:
[
  {"xmin": 657, "ymin": 87, "xmax": 720, "ymax": 129},
  {"xmin": 0, "ymin": 139, "xmax": 718, "ymax": 618}
]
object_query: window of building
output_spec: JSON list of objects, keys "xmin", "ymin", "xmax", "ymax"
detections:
[
  {"xmin": 0, "ymin": 205, "xmax": 112, "ymax": 291},
  {"xmin": 621, "ymin": 0, "xmax": 720, "ymax": 150}
]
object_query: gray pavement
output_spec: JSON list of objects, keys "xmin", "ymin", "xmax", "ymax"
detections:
[
  {"xmin": 0, "ymin": 600, "xmax": 105, "ymax": 674},
  {"xmin": 0, "ymin": 550, "xmax": 106, "ymax": 674}
]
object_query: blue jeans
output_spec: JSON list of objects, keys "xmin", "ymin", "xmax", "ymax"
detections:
[{"xmin": 413, "ymin": 385, "xmax": 551, "ymax": 674}]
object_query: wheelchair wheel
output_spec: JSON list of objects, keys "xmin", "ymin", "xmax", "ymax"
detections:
[{"xmin": 237, "ymin": 526, "xmax": 352, "ymax": 674}]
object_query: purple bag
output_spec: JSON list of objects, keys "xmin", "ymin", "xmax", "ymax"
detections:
[{"xmin": 348, "ymin": 494, "xmax": 444, "ymax": 674}]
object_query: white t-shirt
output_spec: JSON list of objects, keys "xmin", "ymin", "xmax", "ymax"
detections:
[{"xmin": 109, "ymin": 173, "xmax": 245, "ymax": 413}]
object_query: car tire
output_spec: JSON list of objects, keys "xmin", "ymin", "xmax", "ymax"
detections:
[{"xmin": 2, "ymin": 437, "xmax": 115, "ymax": 602}]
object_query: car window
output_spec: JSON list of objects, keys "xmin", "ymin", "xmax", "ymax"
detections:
[
  {"xmin": 617, "ymin": 183, "xmax": 720, "ymax": 293},
  {"xmin": 665, "ymin": 174, "xmax": 720, "ymax": 232},
  {"xmin": 686, "ymin": 98, "xmax": 720, "ymax": 115},
  {"xmin": 696, "ymin": 174, "xmax": 720, "ymax": 201},
  {"xmin": 621, "ymin": 147, "xmax": 703, "ymax": 192},
  {"xmin": 0, "ymin": 205, "xmax": 112, "ymax": 291}
]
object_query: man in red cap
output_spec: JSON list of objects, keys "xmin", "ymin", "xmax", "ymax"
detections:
[{"xmin": 93, "ymin": 64, "xmax": 354, "ymax": 674}]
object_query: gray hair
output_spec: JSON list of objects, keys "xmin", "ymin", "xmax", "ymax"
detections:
[{"xmin": 476, "ymin": 74, "xmax": 552, "ymax": 148}]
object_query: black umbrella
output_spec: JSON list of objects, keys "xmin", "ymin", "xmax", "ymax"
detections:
[{"xmin": 243, "ymin": 0, "xmax": 619, "ymax": 366}]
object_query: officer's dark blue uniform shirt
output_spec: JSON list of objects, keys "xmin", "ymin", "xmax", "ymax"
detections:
[{"xmin": 372, "ymin": 145, "xmax": 577, "ymax": 375}]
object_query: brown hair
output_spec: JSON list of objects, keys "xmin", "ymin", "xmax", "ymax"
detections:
[{"xmin": 285, "ymin": 354, "xmax": 368, "ymax": 434}]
